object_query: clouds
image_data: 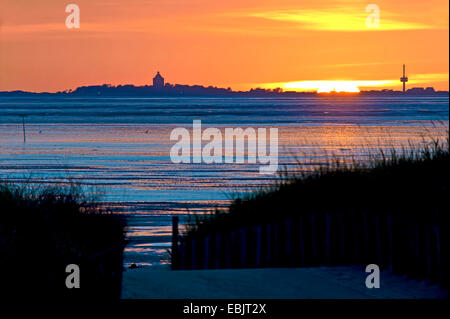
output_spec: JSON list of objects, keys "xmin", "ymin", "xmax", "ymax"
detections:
[
  {"xmin": 0, "ymin": 0, "xmax": 448, "ymax": 92},
  {"xmin": 245, "ymin": 8, "xmax": 437, "ymax": 31}
]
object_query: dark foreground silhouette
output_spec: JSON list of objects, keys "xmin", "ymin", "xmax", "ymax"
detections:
[
  {"xmin": 176, "ymin": 137, "xmax": 449, "ymax": 291},
  {"xmin": 0, "ymin": 184, "xmax": 126, "ymax": 299}
]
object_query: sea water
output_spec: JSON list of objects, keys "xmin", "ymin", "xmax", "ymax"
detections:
[{"xmin": 0, "ymin": 96, "xmax": 448, "ymax": 268}]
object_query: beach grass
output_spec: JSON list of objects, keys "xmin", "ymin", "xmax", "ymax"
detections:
[
  {"xmin": 0, "ymin": 182, "xmax": 127, "ymax": 299},
  {"xmin": 183, "ymin": 134, "xmax": 449, "ymax": 238}
]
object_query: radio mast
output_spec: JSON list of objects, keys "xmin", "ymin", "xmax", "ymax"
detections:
[{"xmin": 400, "ymin": 64, "xmax": 408, "ymax": 93}]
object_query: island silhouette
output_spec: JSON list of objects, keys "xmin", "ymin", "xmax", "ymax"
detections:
[{"xmin": 1, "ymin": 71, "xmax": 448, "ymax": 97}]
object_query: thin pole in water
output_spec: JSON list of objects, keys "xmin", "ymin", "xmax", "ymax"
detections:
[
  {"xmin": 21, "ymin": 115, "xmax": 26, "ymax": 143},
  {"xmin": 171, "ymin": 216, "xmax": 179, "ymax": 269}
]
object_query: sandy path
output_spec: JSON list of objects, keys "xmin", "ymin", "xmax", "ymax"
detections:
[{"xmin": 121, "ymin": 266, "xmax": 447, "ymax": 299}]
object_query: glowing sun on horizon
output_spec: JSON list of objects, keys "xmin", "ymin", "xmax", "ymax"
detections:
[
  {"xmin": 262, "ymin": 80, "xmax": 398, "ymax": 93},
  {"xmin": 315, "ymin": 82, "xmax": 360, "ymax": 93}
]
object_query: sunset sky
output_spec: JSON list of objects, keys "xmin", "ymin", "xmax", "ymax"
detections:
[{"xmin": 0, "ymin": 0, "xmax": 448, "ymax": 92}]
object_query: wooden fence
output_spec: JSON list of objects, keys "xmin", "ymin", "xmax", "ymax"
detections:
[{"xmin": 171, "ymin": 212, "xmax": 448, "ymax": 289}]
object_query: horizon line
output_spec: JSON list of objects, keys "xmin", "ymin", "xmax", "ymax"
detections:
[{"xmin": 1, "ymin": 82, "xmax": 449, "ymax": 95}]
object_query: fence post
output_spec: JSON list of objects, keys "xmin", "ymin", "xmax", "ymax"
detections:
[
  {"xmin": 310, "ymin": 214, "xmax": 318, "ymax": 265},
  {"xmin": 204, "ymin": 236, "xmax": 210, "ymax": 269},
  {"xmin": 392, "ymin": 215, "xmax": 405, "ymax": 275},
  {"xmin": 266, "ymin": 224, "xmax": 272, "ymax": 266},
  {"xmin": 413, "ymin": 224, "xmax": 420, "ymax": 277},
  {"xmin": 255, "ymin": 226, "xmax": 262, "ymax": 267},
  {"xmin": 215, "ymin": 233, "xmax": 221, "ymax": 269},
  {"xmin": 350, "ymin": 211, "xmax": 359, "ymax": 264},
  {"xmin": 424, "ymin": 225, "xmax": 431, "ymax": 279},
  {"xmin": 374, "ymin": 214, "xmax": 382, "ymax": 266},
  {"xmin": 225, "ymin": 233, "xmax": 231, "ymax": 268},
  {"xmin": 273, "ymin": 221, "xmax": 279, "ymax": 265},
  {"xmin": 286, "ymin": 219, "xmax": 292, "ymax": 262},
  {"xmin": 240, "ymin": 229, "xmax": 247, "ymax": 268},
  {"xmin": 362, "ymin": 212, "xmax": 369, "ymax": 264},
  {"xmin": 230, "ymin": 231, "xmax": 236, "ymax": 268},
  {"xmin": 387, "ymin": 215, "xmax": 393, "ymax": 271},
  {"xmin": 171, "ymin": 216, "xmax": 179, "ymax": 270},
  {"xmin": 191, "ymin": 239, "xmax": 197, "ymax": 270},
  {"xmin": 433, "ymin": 226, "xmax": 441, "ymax": 286},
  {"xmin": 180, "ymin": 240, "xmax": 186, "ymax": 270},
  {"xmin": 325, "ymin": 214, "xmax": 332, "ymax": 265},
  {"xmin": 338, "ymin": 213, "xmax": 346, "ymax": 264},
  {"xmin": 299, "ymin": 216, "xmax": 305, "ymax": 267}
]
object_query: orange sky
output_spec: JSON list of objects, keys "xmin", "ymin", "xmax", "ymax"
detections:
[{"xmin": 0, "ymin": 0, "xmax": 448, "ymax": 92}]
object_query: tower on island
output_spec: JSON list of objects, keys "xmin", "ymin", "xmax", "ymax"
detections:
[
  {"xmin": 153, "ymin": 71, "xmax": 165, "ymax": 88},
  {"xmin": 400, "ymin": 64, "xmax": 408, "ymax": 93}
]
